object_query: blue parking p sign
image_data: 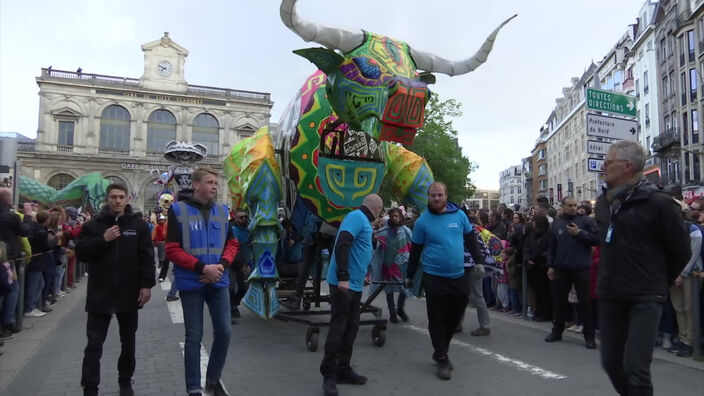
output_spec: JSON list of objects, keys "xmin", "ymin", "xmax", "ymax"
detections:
[{"xmin": 588, "ymin": 158, "xmax": 604, "ymax": 172}]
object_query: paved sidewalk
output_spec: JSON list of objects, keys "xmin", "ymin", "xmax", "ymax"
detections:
[
  {"xmin": 1, "ymin": 274, "xmax": 186, "ymax": 396},
  {"xmin": 0, "ymin": 278, "xmax": 87, "ymax": 390}
]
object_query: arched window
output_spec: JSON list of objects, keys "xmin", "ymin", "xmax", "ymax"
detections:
[
  {"xmin": 100, "ymin": 105, "xmax": 131, "ymax": 155},
  {"xmin": 193, "ymin": 113, "xmax": 219, "ymax": 159},
  {"xmin": 47, "ymin": 173, "xmax": 75, "ymax": 191},
  {"xmin": 143, "ymin": 180, "xmax": 163, "ymax": 211},
  {"xmin": 147, "ymin": 109, "xmax": 176, "ymax": 156}
]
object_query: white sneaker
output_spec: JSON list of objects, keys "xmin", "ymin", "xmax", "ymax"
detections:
[
  {"xmin": 573, "ymin": 325, "xmax": 583, "ymax": 333},
  {"xmin": 24, "ymin": 309, "xmax": 46, "ymax": 318},
  {"xmin": 662, "ymin": 337, "xmax": 673, "ymax": 350},
  {"xmin": 566, "ymin": 324, "xmax": 578, "ymax": 332}
]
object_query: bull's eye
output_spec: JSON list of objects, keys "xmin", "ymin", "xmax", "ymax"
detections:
[{"xmin": 352, "ymin": 57, "xmax": 381, "ymax": 80}]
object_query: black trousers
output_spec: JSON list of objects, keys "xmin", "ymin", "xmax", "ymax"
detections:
[
  {"xmin": 527, "ymin": 266, "xmax": 553, "ymax": 320},
  {"xmin": 229, "ymin": 266, "xmax": 247, "ymax": 308},
  {"xmin": 551, "ymin": 267, "xmax": 595, "ymax": 339},
  {"xmin": 81, "ymin": 310, "xmax": 138, "ymax": 390},
  {"xmin": 157, "ymin": 260, "xmax": 170, "ymax": 281},
  {"xmin": 425, "ymin": 291, "xmax": 469, "ymax": 357},
  {"xmin": 600, "ymin": 299, "xmax": 662, "ymax": 396},
  {"xmin": 320, "ymin": 286, "xmax": 361, "ymax": 380}
]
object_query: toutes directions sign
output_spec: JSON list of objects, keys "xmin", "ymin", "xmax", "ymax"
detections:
[{"xmin": 586, "ymin": 88, "xmax": 637, "ymax": 117}]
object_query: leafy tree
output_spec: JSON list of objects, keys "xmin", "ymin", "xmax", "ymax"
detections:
[{"xmin": 379, "ymin": 95, "xmax": 476, "ymax": 207}]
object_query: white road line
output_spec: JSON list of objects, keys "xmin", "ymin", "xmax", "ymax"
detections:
[
  {"xmin": 179, "ymin": 342, "xmax": 209, "ymax": 389},
  {"xmin": 161, "ymin": 278, "xmax": 184, "ymax": 324},
  {"xmin": 405, "ymin": 324, "xmax": 568, "ymax": 380}
]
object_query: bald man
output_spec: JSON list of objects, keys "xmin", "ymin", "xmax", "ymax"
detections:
[{"xmin": 320, "ymin": 194, "xmax": 383, "ymax": 396}]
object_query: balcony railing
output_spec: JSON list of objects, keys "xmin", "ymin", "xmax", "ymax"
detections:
[
  {"xmin": 41, "ymin": 68, "xmax": 271, "ymax": 102},
  {"xmin": 42, "ymin": 68, "xmax": 140, "ymax": 86},
  {"xmin": 146, "ymin": 151, "xmax": 165, "ymax": 158},
  {"xmin": 17, "ymin": 141, "xmax": 35, "ymax": 152},
  {"xmin": 57, "ymin": 145, "xmax": 73, "ymax": 152},
  {"xmin": 98, "ymin": 147, "xmax": 130, "ymax": 156},
  {"xmin": 651, "ymin": 128, "xmax": 681, "ymax": 152},
  {"xmin": 187, "ymin": 85, "xmax": 270, "ymax": 102}
]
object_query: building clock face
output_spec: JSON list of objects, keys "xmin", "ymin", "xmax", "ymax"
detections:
[{"xmin": 157, "ymin": 60, "xmax": 172, "ymax": 77}]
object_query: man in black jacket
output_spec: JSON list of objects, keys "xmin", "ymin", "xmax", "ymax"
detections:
[
  {"xmin": 595, "ymin": 141, "xmax": 690, "ymax": 396},
  {"xmin": 0, "ymin": 188, "xmax": 32, "ymax": 265},
  {"xmin": 75, "ymin": 183, "xmax": 155, "ymax": 396},
  {"xmin": 544, "ymin": 196, "xmax": 599, "ymax": 349}
]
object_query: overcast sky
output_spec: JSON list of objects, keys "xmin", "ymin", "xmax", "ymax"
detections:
[{"xmin": 0, "ymin": 0, "xmax": 645, "ymax": 190}]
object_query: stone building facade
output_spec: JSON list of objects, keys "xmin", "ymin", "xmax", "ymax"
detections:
[
  {"xmin": 652, "ymin": 0, "xmax": 704, "ymax": 193},
  {"xmin": 499, "ymin": 164, "xmax": 523, "ymax": 206},
  {"xmin": 18, "ymin": 33, "xmax": 273, "ymax": 211}
]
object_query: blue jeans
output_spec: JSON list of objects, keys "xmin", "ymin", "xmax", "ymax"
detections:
[
  {"xmin": 482, "ymin": 276, "xmax": 496, "ymax": 307},
  {"xmin": 55, "ymin": 266, "xmax": 66, "ymax": 295},
  {"xmin": 167, "ymin": 279, "xmax": 178, "ymax": 298},
  {"xmin": 2, "ymin": 281, "xmax": 19, "ymax": 325},
  {"xmin": 509, "ymin": 288, "xmax": 521, "ymax": 313},
  {"xmin": 180, "ymin": 286, "xmax": 231, "ymax": 393},
  {"xmin": 24, "ymin": 271, "xmax": 44, "ymax": 312}
]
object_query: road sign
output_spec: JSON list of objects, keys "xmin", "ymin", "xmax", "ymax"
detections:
[
  {"xmin": 586, "ymin": 88, "xmax": 637, "ymax": 117},
  {"xmin": 587, "ymin": 140, "xmax": 612, "ymax": 155},
  {"xmin": 587, "ymin": 158, "xmax": 604, "ymax": 172},
  {"xmin": 586, "ymin": 113, "xmax": 638, "ymax": 141}
]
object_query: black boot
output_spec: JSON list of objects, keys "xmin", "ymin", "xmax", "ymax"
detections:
[
  {"xmin": 387, "ymin": 294, "xmax": 399, "ymax": 323},
  {"xmin": 397, "ymin": 293, "xmax": 408, "ymax": 322},
  {"xmin": 282, "ymin": 295, "xmax": 301, "ymax": 311}
]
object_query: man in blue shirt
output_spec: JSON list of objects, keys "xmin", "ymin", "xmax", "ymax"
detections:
[
  {"xmin": 406, "ymin": 182, "xmax": 485, "ymax": 380},
  {"xmin": 320, "ymin": 194, "xmax": 383, "ymax": 396}
]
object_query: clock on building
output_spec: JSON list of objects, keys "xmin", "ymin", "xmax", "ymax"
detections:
[{"xmin": 157, "ymin": 60, "xmax": 172, "ymax": 77}]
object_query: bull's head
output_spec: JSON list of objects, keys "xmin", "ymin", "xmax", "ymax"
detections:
[{"xmin": 281, "ymin": 0, "xmax": 516, "ymax": 146}]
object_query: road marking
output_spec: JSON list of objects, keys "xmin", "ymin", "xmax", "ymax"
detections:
[
  {"xmin": 161, "ymin": 278, "xmax": 184, "ymax": 324},
  {"xmin": 179, "ymin": 342, "xmax": 209, "ymax": 390},
  {"xmin": 405, "ymin": 324, "xmax": 567, "ymax": 380}
]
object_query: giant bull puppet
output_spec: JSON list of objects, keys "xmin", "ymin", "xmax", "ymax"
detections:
[{"xmin": 223, "ymin": 0, "xmax": 515, "ymax": 319}]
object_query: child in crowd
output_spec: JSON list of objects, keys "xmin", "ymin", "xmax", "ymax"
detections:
[
  {"xmin": 496, "ymin": 247, "xmax": 513, "ymax": 313},
  {"xmin": 506, "ymin": 246, "xmax": 522, "ymax": 315}
]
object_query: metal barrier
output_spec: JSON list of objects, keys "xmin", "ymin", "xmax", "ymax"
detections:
[
  {"xmin": 14, "ymin": 256, "xmax": 25, "ymax": 331},
  {"xmin": 692, "ymin": 274, "xmax": 702, "ymax": 359}
]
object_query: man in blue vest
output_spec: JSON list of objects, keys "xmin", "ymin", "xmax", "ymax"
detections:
[
  {"xmin": 320, "ymin": 194, "xmax": 383, "ymax": 396},
  {"xmin": 165, "ymin": 167, "xmax": 239, "ymax": 396}
]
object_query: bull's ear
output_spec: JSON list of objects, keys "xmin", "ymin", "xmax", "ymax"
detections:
[
  {"xmin": 293, "ymin": 48, "xmax": 345, "ymax": 74},
  {"xmin": 419, "ymin": 72, "xmax": 436, "ymax": 85}
]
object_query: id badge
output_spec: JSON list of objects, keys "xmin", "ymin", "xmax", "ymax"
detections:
[{"xmin": 605, "ymin": 225, "xmax": 613, "ymax": 243}]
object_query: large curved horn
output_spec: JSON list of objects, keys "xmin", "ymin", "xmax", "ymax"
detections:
[
  {"xmin": 411, "ymin": 15, "xmax": 517, "ymax": 76},
  {"xmin": 280, "ymin": 0, "xmax": 364, "ymax": 53}
]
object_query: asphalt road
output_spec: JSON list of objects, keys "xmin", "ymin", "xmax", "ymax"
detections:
[{"xmin": 2, "ymin": 274, "xmax": 702, "ymax": 396}]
